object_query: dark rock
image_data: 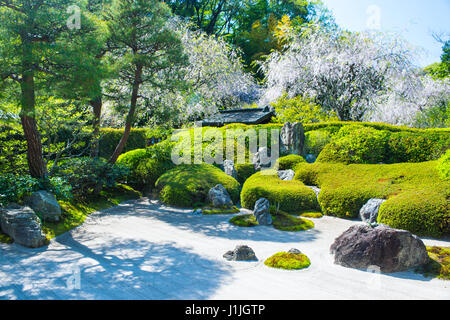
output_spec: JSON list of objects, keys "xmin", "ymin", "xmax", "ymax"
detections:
[
  {"xmin": 224, "ymin": 245, "xmax": 258, "ymax": 261},
  {"xmin": 305, "ymin": 154, "xmax": 317, "ymax": 164},
  {"xmin": 223, "ymin": 160, "xmax": 237, "ymax": 179},
  {"xmin": 280, "ymin": 122, "xmax": 305, "ymax": 155},
  {"xmin": 0, "ymin": 206, "xmax": 47, "ymax": 248},
  {"xmin": 288, "ymin": 248, "xmax": 302, "ymax": 254},
  {"xmin": 359, "ymin": 199, "xmax": 386, "ymax": 224},
  {"xmin": 208, "ymin": 184, "xmax": 233, "ymax": 209},
  {"xmin": 25, "ymin": 191, "xmax": 61, "ymax": 222},
  {"xmin": 330, "ymin": 224, "xmax": 429, "ymax": 273},
  {"xmin": 253, "ymin": 198, "xmax": 272, "ymax": 226}
]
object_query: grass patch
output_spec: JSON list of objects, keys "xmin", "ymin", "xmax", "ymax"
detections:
[
  {"xmin": 415, "ymin": 246, "xmax": 450, "ymax": 281},
  {"xmin": 202, "ymin": 206, "xmax": 240, "ymax": 215},
  {"xmin": 299, "ymin": 211, "xmax": 323, "ymax": 219},
  {"xmin": 272, "ymin": 211, "xmax": 315, "ymax": 232},
  {"xmin": 264, "ymin": 252, "xmax": 311, "ymax": 270},
  {"xmin": 42, "ymin": 184, "xmax": 141, "ymax": 240},
  {"xmin": 229, "ymin": 214, "xmax": 259, "ymax": 227}
]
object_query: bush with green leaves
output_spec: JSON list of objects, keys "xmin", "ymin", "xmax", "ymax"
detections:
[
  {"xmin": 241, "ymin": 170, "xmax": 318, "ymax": 214},
  {"xmin": 304, "ymin": 130, "xmax": 334, "ymax": 157},
  {"xmin": 0, "ymin": 175, "xmax": 72, "ymax": 206},
  {"xmin": 276, "ymin": 155, "xmax": 306, "ymax": 170},
  {"xmin": 437, "ymin": 149, "xmax": 450, "ymax": 180},
  {"xmin": 235, "ymin": 164, "xmax": 255, "ymax": 184},
  {"xmin": 52, "ymin": 158, "xmax": 129, "ymax": 197},
  {"xmin": 156, "ymin": 164, "xmax": 240, "ymax": 208},
  {"xmin": 294, "ymin": 162, "xmax": 450, "ymax": 237},
  {"xmin": 117, "ymin": 141, "xmax": 176, "ymax": 189}
]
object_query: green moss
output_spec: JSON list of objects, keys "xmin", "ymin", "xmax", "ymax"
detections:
[
  {"xmin": 0, "ymin": 232, "xmax": 13, "ymax": 244},
  {"xmin": 276, "ymin": 155, "xmax": 306, "ymax": 170},
  {"xmin": 155, "ymin": 164, "xmax": 240, "ymax": 208},
  {"xmin": 43, "ymin": 184, "xmax": 141, "ymax": 240},
  {"xmin": 241, "ymin": 170, "xmax": 319, "ymax": 214},
  {"xmin": 415, "ymin": 246, "xmax": 450, "ymax": 281},
  {"xmin": 294, "ymin": 162, "xmax": 450, "ymax": 237},
  {"xmin": 202, "ymin": 206, "xmax": 240, "ymax": 215},
  {"xmin": 272, "ymin": 211, "xmax": 315, "ymax": 232},
  {"xmin": 264, "ymin": 252, "xmax": 311, "ymax": 270},
  {"xmin": 437, "ymin": 149, "xmax": 450, "ymax": 181},
  {"xmin": 299, "ymin": 211, "xmax": 323, "ymax": 219},
  {"xmin": 229, "ymin": 214, "xmax": 259, "ymax": 227}
]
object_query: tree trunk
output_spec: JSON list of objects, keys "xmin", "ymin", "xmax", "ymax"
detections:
[
  {"xmin": 89, "ymin": 96, "xmax": 103, "ymax": 158},
  {"xmin": 109, "ymin": 66, "xmax": 142, "ymax": 164},
  {"xmin": 20, "ymin": 72, "xmax": 47, "ymax": 178}
]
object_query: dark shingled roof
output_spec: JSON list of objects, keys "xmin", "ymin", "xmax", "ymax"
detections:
[{"xmin": 202, "ymin": 107, "xmax": 275, "ymax": 127}]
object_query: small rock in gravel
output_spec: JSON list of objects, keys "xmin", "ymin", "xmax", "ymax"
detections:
[{"xmin": 224, "ymin": 245, "xmax": 258, "ymax": 261}]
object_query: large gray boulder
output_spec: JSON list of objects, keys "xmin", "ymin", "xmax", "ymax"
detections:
[
  {"xmin": 360, "ymin": 199, "xmax": 386, "ymax": 224},
  {"xmin": 0, "ymin": 206, "xmax": 48, "ymax": 248},
  {"xmin": 224, "ymin": 245, "xmax": 258, "ymax": 261},
  {"xmin": 25, "ymin": 191, "xmax": 62, "ymax": 222},
  {"xmin": 208, "ymin": 184, "xmax": 233, "ymax": 209},
  {"xmin": 223, "ymin": 160, "xmax": 237, "ymax": 179},
  {"xmin": 253, "ymin": 198, "xmax": 272, "ymax": 226},
  {"xmin": 330, "ymin": 224, "xmax": 429, "ymax": 273},
  {"xmin": 280, "ymin": 122, "xmax": 305, "ymax": 155},
  {"xmin": 277, "ymin": 169, "xmax": 295, "ymax": 181},
  {"xmin": 253, "ymin": 147, "xmax": 272, "ymax": 172}
]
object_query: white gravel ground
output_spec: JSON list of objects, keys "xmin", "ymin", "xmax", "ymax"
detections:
[{"xmin": 0, "ymin": 198, "xmax": 449, "ymax": 300}]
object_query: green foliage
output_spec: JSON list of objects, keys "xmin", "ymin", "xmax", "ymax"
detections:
[
  {"xmin": 415, "ymin": 246, "xmax": 450, "ymax": 281},
  {"xmin": 271, "ymin": 210, "xmax": 315, "ymax": 232},
  {"xmin": 264, "ymin": 252, "xmax": 311, "ymax": 270},
  {"xmin": 241, "ymin": 170, "xmax": 318, "ymax": 214},
  {"xmin": 276, "ymin": 155, "xmax": 306, "ymax": 170},
  {"xmin": 235, "ymin": 164, "xmax": 255, "ymax": 184},
  {"xmin": 317, "ymin": 125, "xmax": 389, "ymax": 164},
  {"xmin": 437, "ymin": 150, "xmax": 450, "ymax": 180},
  {"xmin": 294, "ymin": 162, "xmax": 450, "ymax": 237},
  {"xmin": 98, "ymin": 128, "xmax": 150, "ymax": 159},
  {"xmin": 117, "ymin": 141, "xmax": 176, "ymax": 189},
  {"xmin": 271, "ymin": 94, "xmax": 338, "ymax": 124},
  {"xmin": 156, "ymin": 164, "xmax": 240, "ymax": 208},
  {"xmin": 52, "ymin": 158, "xmax": 129, "ymax": 197},
  {"xmin": 304, "ymin": 130, "xmax": 334, "ymax": 157},
  {"xmin": 229, "ymin": 214, "xmax": 259, "ymax": 228},
  {"xmin": 0, "ymin": 175, "xmax": 72, "ymax": 207},
  {"xmin": 316, "ymin": 124, "xmax": 450, "ymax": 164},
  {"xmin": 0, "ymin": 123, "xmax": 27, "ymax": 175}
]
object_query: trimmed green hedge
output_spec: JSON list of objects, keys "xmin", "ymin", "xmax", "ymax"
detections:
[
  {"xmin": 294, "ymin": 162, "xmax": 450, "ymax": 238},
  {"xmin": 235, "ymin": 164, "xmax": 255, "ymax": 184},
  {"xmin": 437, "ymin": 150, "xmax": 450, "ymax": 180},
  {"xmin": 241, "ymin": 170, "xmax": 319, "ymax": 214},
  {"xmin": 316, "ymin": 125, "xmax": 449, "ymax": 164},
  {"xmin": 276, "ymin": 155, "xmax": 306, "ymax": 170},
  {"xmin": 98, "ymin": 128, "xmax": 149, "ymax": 159},
  {"xmin": 155, "ymin": 164, "xmax": 240, "ymax": 208}
]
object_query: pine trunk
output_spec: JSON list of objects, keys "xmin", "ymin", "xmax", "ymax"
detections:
[{"xmin": 90, "ymin": 96, "xmax": 103, "ymax": 158}]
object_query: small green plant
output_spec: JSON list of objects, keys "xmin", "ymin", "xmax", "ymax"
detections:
[
  {"xmin": 264, "ymin": 252, "xmax": 311, "ymax": 270},
  {"xmin": 229, "ymin": 214, "xmax": 259, "ymax": 227}
]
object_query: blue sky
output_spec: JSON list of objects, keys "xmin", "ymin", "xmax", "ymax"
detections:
[{"xmin": 320, "ymin": 0, "xmax": 450, "ymax": 67}]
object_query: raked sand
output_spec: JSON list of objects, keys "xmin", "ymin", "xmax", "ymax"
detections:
[{"xmin": 0, "ymin": 198, "xmax": 449, "ymax": 300}]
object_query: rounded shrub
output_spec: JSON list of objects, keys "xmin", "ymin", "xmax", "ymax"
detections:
[
  {"xmin": 316, "ymin": 125, "xmax": 389, "ymax": 164},
  {"xmin": 241, "ymin": 171, "xmax": 319, "ymax": 214},
  {"xmin": 276, "ymin": 155, "xmax": 306, "ymax": 170},
  {"xmin": 235, "ymin": 164, "xmax": 255, "ymax": 184},
  {"xmin": 437, "ymin": 149, "xmax": 450, "ymax": 180},
  {"xmin": 264, "ymin": 252, "xmax": 311, "ymax": 270},
  {"xmin": 304, "ymin": 130, "xmax": 334, "ymax": 157},
  {"xmin": 155, "ymin": 164, "xmax": 240, "ymax": 208}
]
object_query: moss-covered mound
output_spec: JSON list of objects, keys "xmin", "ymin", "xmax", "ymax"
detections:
[
  {"xmin": 155, "ymin": 164, "xmax": 240, "ymax": 208},
  {"xmin": 415, "ymin": 246, "xmax": 450, "ymax": 281},
  {"xmin": 276, "ymin": 155, "xmax": 306, "ymax": 170},
  {"xmin": 229, "ymin": 214, "xmax": 259, "ymax": 227},
  {"xmin": 272, "ymin": 211, "xmax": 315, "ymax": 232},
  {"xmin": 299, "ymin": 211, "xmax": 323, "ymax": 219},
  {"xmin": 264, "ymin": 252, "xmax": 311, "ymax": 270},
  {"xmin": 202, "ymin": 206, "xmax": 240, "ymax": 215},
  {"xmin": 294, "ymin": 161, "xmax": 450, "ymax": 237},
  {"xmin": 241, "ymin": 170, "xmax": 319, "ymax": 214}
]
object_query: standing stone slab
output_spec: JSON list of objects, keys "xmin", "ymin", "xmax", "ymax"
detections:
[
  {"xmin": 253, "ymin": 198, "xmax": 272, "ymax": 226},
  {"xmin": 25, "ymin": 191, "xmax": 62, "ymax": 222},
  {"xmin": 223, "ymin": 160, "xmax": 237, "ymax": 179},
  {"xmin": 280, "ymin": 122, "xmax": 305, "ymax": 156},
  {"xmin": 330, "ymin": 224, "xmax": 429, "ymax": 273},
  {"xmin": 359, "ymin": 199, "xmax": 386, "ymax": 224},
  {"xmin": 0, "ymin": 207, "xmax": 48, "ymax": 248},
  {"xmin": 253, "ymin": 147, "xmax": 272, "ymax": 172},
  {"xmin": 208, "ymin": 184, "xmax": 233, "ymax": 209}
]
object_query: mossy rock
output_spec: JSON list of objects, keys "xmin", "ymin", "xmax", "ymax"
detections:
[
  {"xmin": 229, "ymin": 214, "xmax": 258, "ymax": 227},
  {"xmin": 415, "ymin": 246, "xmax": 450, "ymax": 281},
  {"xmin": 264, "ymin": 252, "xmax": 311, "ymax": 270},
  {"xmin": 156, "ymin": 164, "xmax": 240, "ymax": 208},
  {"xmin": 241, "ymin": 170, "xmax": 319, "ymax": 214}
]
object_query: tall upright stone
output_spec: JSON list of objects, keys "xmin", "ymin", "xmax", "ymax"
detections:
[{"xmin": 280, "ymin": 122, "xmax": 305, "ymax": 156}]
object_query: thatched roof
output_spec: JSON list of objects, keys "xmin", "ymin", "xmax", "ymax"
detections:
[{"xmin": 202, "ymin": 107, "xmax": 275, "ymax": 127}]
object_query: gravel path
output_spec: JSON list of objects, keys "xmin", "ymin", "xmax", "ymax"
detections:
[{"xmin": 0, "ymin": 198, "xmax": 449, "ymax": 300}]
